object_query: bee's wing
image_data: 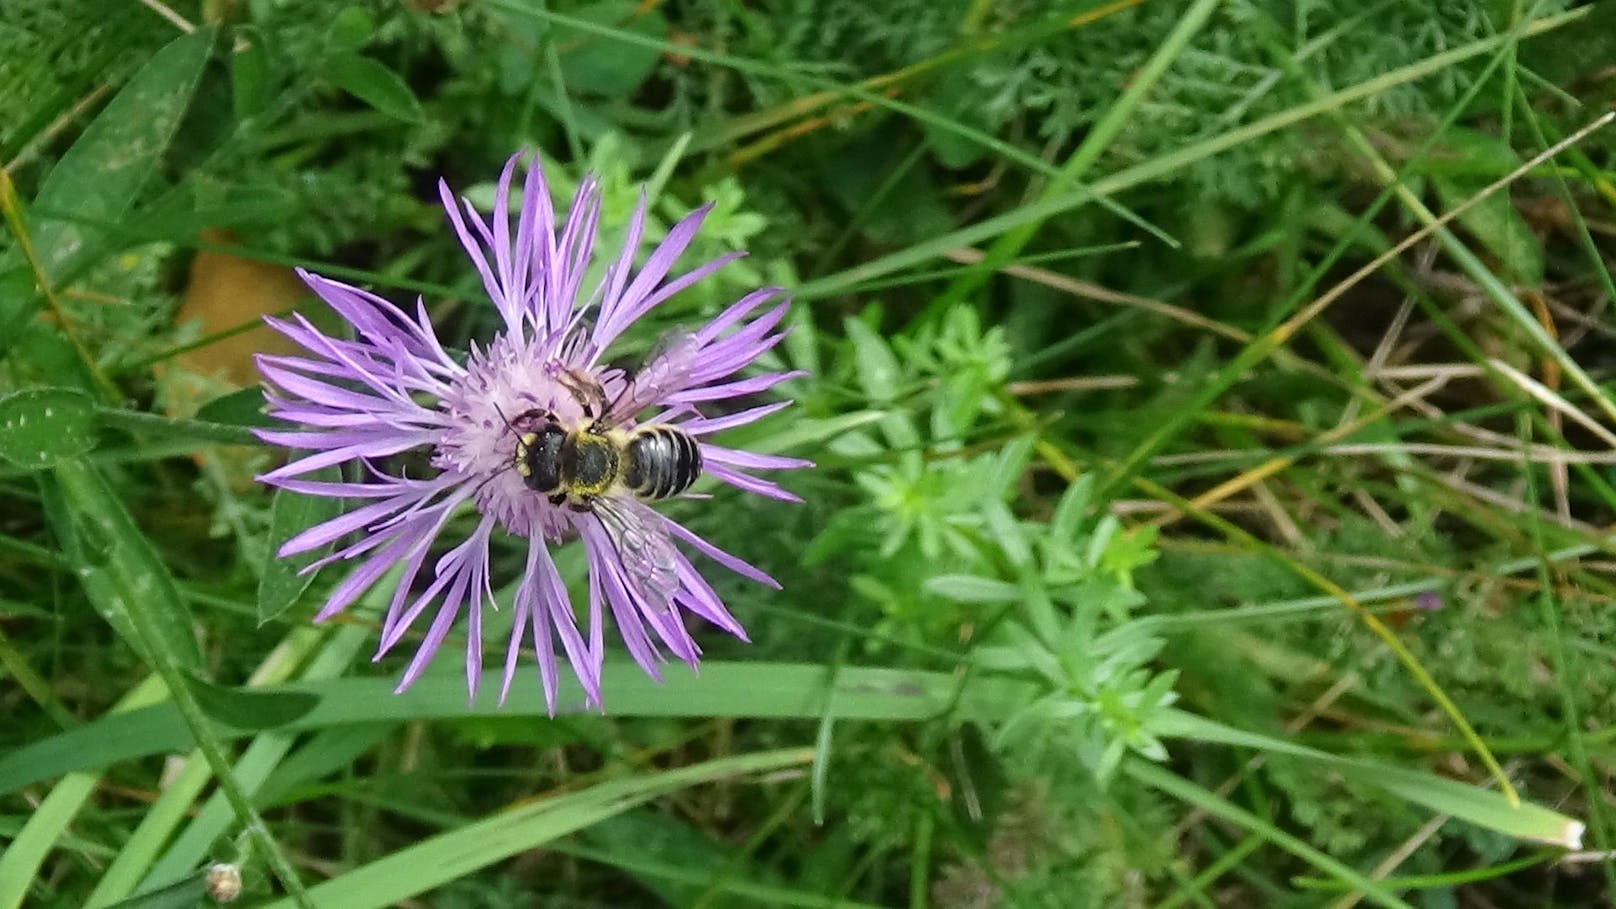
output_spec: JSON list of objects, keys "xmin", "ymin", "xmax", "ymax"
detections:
[
  {"xmin": 605, "ymin": 329, "xmax": 700, "ymax": 422},
  {"xmin": 593, "ymin": 495, "xmax": 680, "ymax": 614}
]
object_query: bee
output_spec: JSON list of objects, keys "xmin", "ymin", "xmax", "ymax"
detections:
[{"xmin": 506, "ymin": 332, "xmax": 704, "ymax": 610}]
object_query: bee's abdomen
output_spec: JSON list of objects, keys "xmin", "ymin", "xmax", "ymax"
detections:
[{"xmin": 623, "ymin": 426, "xmax": 702, "ymax": 500}]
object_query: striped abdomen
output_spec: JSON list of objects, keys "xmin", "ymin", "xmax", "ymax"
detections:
[{"xmin": 622, "ymin": 426, "xmax": 702, "ymax": 500}]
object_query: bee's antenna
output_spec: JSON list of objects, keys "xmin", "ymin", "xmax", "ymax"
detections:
[{"xmin": 492, "ymin": 401, "xmax": 524, "ymax": 438}]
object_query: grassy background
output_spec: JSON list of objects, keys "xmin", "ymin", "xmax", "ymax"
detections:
[{"xmin": 4, "ymin": 0, "xmax": 1616, "ymax": 906}]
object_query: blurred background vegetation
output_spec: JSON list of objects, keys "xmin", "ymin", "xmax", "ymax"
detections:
[{"xmin": 4, "ymin": 0, "xmax": 1616, "ymax": 906}]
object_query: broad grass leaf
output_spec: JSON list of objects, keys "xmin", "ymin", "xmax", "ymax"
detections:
[
  {"xmin": 100, "ymin": 872, "xmax": 208, "ymax": 909},
  {"xmin": 1158, "ymin": 709, "xmax": 1584, "ymax": 847},
  {"xmin": 257, "ymin": 750, "xmax": 808, "ymax": 909},
  {"xmin": 0, "ymin": 664, "xmax": 1035, "ymax": 793}
]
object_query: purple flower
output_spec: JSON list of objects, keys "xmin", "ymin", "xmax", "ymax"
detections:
[{"xmin": 255, "ymin": 153, "xmax": 807, "ymax": 711}]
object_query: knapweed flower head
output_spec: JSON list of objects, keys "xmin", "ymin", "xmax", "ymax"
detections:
[{"xmin": 255, "ymin": 153, "xmax": 807, "ymax": 711}]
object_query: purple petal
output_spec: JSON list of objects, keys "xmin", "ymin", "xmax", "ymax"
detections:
[
  {"xmin": 701, "ymin": 444, "xmax": 813, "ymax": 471},
  {"xmin": 500, "ymin": 583, "xmax": 529, "ymax": 707},
  {"xmin": 580, "ymin": 552, "xmax": 607, "ymax": 709},
  {"xmin": 694, "ymin": 288, "xmax": 786, "ymax": 346},
  {"xmin": 259, "ymin": 433, "xmax": 441, "ymax": 482},
  {"xmin": 392, "ymin": 515, "xmax": 493, "ymax": 694},
  {"xmin": 296, "ymin": 271, "xmax": 462, "ymax": 375},
  {"xmin": 659, "ymin": 515, "xmax": 779, "ymax": 589},
  {"xmin": 627, "ymin": 251, "xmax": 745, "ymax": 323},
  {"xmin": 276, "ymin": 480, "xmax": 458, "ymax": 557},
  {"xmin": 592, "ymin": 192, "xmax": 646, "ymax": 345},
  {"xmin": 705, "ymin": 462, "xmax": 804, "ymax": 503},
  {"xmin": 555, "ymin": 179, "xmax": 601, "ymax": 322},
  {"xmin": 397, "ymin": 568, "xmax": 471, "ymax": 693},
  {"xmin": 505, "ymin": 540, "xmax": 555, "ymax": 711},
  {"xmin": 439, "ymin": 178, "xmax": 505, "ymax": 319},
  {"xmin": 670, "ymin": 552, "xmax": 747, "ymax": 639},
  {"xmin": 581, "ymin": 522, "xmax": 664, "ymax": 681},
  {"xmin": 532, "ymin": 537, "xmax": 598, "ymax": 707},
  {"xmin": 678, "ymin": 401, "xmax": 793, "ymax": 436},
  {"xmin": 376, "ymin": 525, "xmax": 445, "ymax": 646},
  {"xmin": 513, "ymin": 157, "xmax": 547, "ymax": 333},
  {"xmin": 490, "ymin": 155, "xmax": 519, "ymax": 325},
  {"xmin": 593, "ymin": 203, "xmax": 714, "ymax": 350},
  {"xmin": 690, "ymin": 316, "xmax": 791, "ymax": 385},
  {"xmin": 278, "ymin": 496, "xmax": 405, "ymax": 556},
  {"xmin": 377, "ymin": 520, "xmax": 485, "ymax": 656},
  {"xmin": 312, "ymin": 526, "xmax": 422, "ymax": 622},
  {"xmin": 668, "ymin": 370, "xmax": 806, "ymax": 405}
]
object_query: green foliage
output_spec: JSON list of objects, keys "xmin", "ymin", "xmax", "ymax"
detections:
[{"xmin": 4, "ymin": 0, "xmax": 1616, "ymax": 906}]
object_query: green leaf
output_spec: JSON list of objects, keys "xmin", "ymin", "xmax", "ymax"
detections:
[
  {"xmin": 185, "ymin": 672, "xmax": 320, "ymax": 731},
  {"xmin": 924, "ymin": 69, "xmax": 999, "ymax": 169},
  {"xmin": 257, "ymin": 466, "xmax": 343, "ymax": 623},
  {"xmin": 0, "ymin": 387, "xmax": 96, "ymax": 469},
  {"xmin": 843, "ymin": 317, "xmax": 901, "ymax": 403},
  {"xmin": 45, "ymin": 459, "xmax": 202, "ymax": 672},
  {"xmin": 194, "ymin": 386, "xmax": 274, "ymax": 429},
  {"xmin": 321, "ymin": 53, "xmax": 424, "ymax": 123},
  {"xmin": 22, "ymin": 27, "xmax": 214, "ymax": 285},
  {"xmin": 924, "ymin": 574, "xmax": 1020, "ymax": 604},
  {"xmin": 577, "ymin": 811, "xmax": 766, "ymax": 906},
  {"xmin": 326, "ymin": 6, "xmax": 378, "ymax": 53},
  {"xmin": 0, "ymin": 679, "xmax": 167, "ymax": 909},
  {"xmin": 0, "ymin": 268, "xmax": 34, "ymax": 356}
]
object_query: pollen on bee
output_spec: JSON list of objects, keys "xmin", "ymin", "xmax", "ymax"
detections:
[{"xmin": 515, "ymin": 432, "xmax": 538, "ymax": 476}]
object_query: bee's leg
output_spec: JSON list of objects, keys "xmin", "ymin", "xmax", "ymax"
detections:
[
  {"xmin": 547, "ymin": 492, "xmax": 567, "ymax": 506},
  {"xmin": 566, "ymin": 492, "xmax": 595, "ymax": 514},
  {"xmin": 554, "ymin": 366, "xmax": 610, "ymax": 422},
  {"xmin": 509, "ymin": 407, "xmax": 555, "ymax": 432}
]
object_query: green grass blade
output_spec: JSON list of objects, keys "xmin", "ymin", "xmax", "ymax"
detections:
[
  {"xmin": 1124, "ymin": 759, "xmax": 1416, "ymax": 909},
  {"xmin": 0, "ymin": 677, "xmax": 166, "ymax": 909},
  {"xmin": 485, "ymin": 1, "xmax": 1175, "ymax": 247},
  {"xmin": 0, "ymin": 664, "xmax": 1030, "ymax": 793},
  {"xmin": 797, "ymin": 5, "xmax": 1588, "ymax": 300},
  {"xmin": 930, "ymin": 0, "xmax": 1222, "ymax": 313},
  {"xmin": 255, "ymin": 749, "xmax": 812, "ymax": 909},
  {"xmin": 1157, "ymin": 710, "xmax": 1584, "ymax": 847}
]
